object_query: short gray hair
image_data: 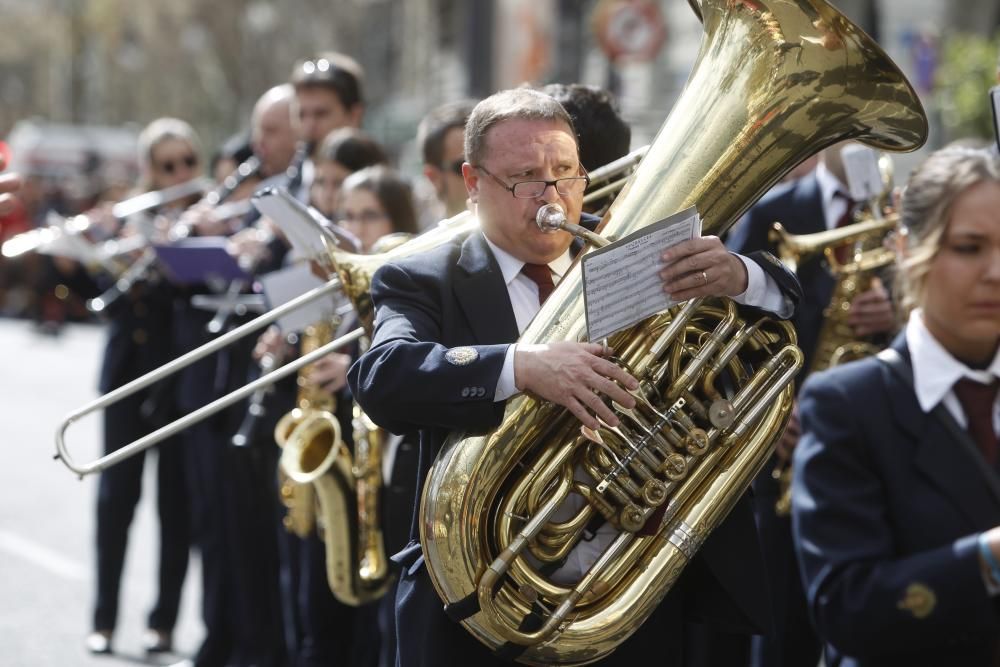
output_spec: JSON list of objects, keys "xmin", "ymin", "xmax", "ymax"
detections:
[
  {"xmin": 896, "ymin": 144, "xmax": 1000, "ymax": 315},
  {"xmin": 464, "ymin": 88, "xmax": 576, "ymax": 166}
]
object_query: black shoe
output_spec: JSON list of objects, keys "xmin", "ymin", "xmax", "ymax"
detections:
[
  {"xmin": 142, "ymin": 628, "xmax": 173, "ymax": 654},
  {"xmin": 84, "ymin": 630, "xmax": 113, "ymax": 655}
]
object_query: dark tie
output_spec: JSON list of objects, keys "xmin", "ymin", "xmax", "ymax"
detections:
[
  {"xmin": 832, "ymin": 190, "xmax": 857, "ymax": 265},
  {"xmin": 521, "ymin": 263, "xmax": 555, "ymax": 306},
  {"xmin": 953, "ymin": 377, "xmax": 999, "ymax": 467}
]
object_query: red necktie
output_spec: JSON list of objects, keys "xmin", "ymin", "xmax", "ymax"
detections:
[
  {"xmin": 521, "ymin": 263, "xmax": 555, "ymax": 305},
  {"xmin": 832, "ymin": 190, "xmax": 857, "ymax": 265},
  {"xmin": 953, "ymin": 377, "xmax": 999, "ymax": 467}
]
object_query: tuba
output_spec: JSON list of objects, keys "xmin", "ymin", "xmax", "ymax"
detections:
[{"xmin": 419, "ymin": 0, "xmax": 927, "ymax": 664}]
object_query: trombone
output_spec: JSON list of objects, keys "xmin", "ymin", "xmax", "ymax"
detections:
[
  {"xmin": 54, "ymin": 194, "xmax": 478, "ymax": 479},
  {"xmin": 55, "ymin": 277, "xmax": 362, "ymax": 477}
]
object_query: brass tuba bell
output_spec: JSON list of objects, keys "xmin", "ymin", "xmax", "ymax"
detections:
[{"xmin": 419, "ymin": 0, "xmax": 927, "ymax": 664}]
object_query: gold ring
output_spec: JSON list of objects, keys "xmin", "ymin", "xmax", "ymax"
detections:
[{"xmin": 701, "ymin": 270, "xmax": 709, "ymax": 285}]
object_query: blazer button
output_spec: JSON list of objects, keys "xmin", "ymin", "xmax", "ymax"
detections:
[
  {"xmin": 132, "ymin": 328, "xmax": 148, "ymax": 345},
  {"xmin": 476, "ymin": 387, "xmax": 486, "ymax": 397},
  {"xmin": 461, "ymin": 387, "xmax": 470, "ymax": 398}
]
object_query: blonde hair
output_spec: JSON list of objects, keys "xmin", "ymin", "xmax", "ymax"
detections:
[
  {"xmin": 136, "ymin": 117, "xmax": 201, "ymax": 191},
  {"xmin": 896, "ymin": 145, "xmax": 1000, "ymax": 315}
]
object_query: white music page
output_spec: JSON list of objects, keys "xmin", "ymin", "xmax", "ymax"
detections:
[{"xmin": 582, "ymin": 206, "xmax": 700, "ymax": 342}]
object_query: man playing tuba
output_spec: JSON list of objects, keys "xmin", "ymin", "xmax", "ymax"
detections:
[{"xmin": 348, "ymin": 88, "xmax": 802, "ymax": 666}]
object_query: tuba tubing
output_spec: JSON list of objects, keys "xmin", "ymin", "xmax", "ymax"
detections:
[{"xmin": 419, "ymin": 0, "xmax": 927, "ymax": 663}]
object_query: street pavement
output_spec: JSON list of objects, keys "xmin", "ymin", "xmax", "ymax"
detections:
[{"xmin": 0, "ymin": 319, "xmax": 203, "ymax": 666}]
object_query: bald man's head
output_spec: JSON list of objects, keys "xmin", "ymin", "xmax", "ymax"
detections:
[{"xmin": 252, "ymin": 84, "xmax": 298, "ymax": 178}]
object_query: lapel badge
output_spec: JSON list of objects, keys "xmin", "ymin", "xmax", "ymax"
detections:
[
  {"xmin": 446, "ymin": 346, "xmax": 479, "ymax": 366},
  {"xmin": 896, "ymin": 582, "xmax": 936, "ymax": 619}
]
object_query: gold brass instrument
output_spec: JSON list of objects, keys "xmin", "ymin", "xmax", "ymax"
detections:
[
  {"xmin": 279, "ymin": 390, "xmax": 395, "ymax": 605},
  {"xmin": 768, "ymin": 156, "xmax": 899, "ymax": 516},
  {"xmin": 418, "ymin": 0, "xmax": 927, "ymax": 663},
  {"xmin": 273, "ymin": 320, "xmax": 338, "ymax": 538},
  {"xmin": 276, "ymin": 228, "xmax": 417, "ymax": 601},
  {"xmin": 770, "ymin": 211, "xmax": 898, "ymax": 374}
]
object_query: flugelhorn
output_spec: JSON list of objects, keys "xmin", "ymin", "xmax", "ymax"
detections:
[{"xmin": 418, "ymin": 0, "xmax": 927, "ymax": 664}]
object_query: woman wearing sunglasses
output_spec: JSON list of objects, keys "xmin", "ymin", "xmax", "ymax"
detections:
[{"xmin": 86, "ymin": 118, "xmax": 202, "ymax": 657}]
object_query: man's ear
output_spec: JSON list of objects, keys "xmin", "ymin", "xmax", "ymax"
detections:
[{"xmin": 461, "ymin": 163, "xmax": 478, "ymax": 203}]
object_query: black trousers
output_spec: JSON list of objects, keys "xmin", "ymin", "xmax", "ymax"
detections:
[
  {"xmin": 185, "ymin": 418, "xmax": 286, "ymax": 667},
  {"xmin": 749, "ymin": 457, "xmax": 821, "ymax": 667},
  {"xmin": 93, "ymin": 389, "xmax": 190, "ymax": 632},
  {"xmin": 276, "ymin": 520, "xmax": 382, "ymax": 667},
  {"xmin": 393, "ymin": 557, "xmax": 751, "ymax": 667}
]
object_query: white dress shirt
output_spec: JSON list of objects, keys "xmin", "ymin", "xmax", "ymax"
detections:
[{"xmin": 905, "ymin": 308, "xmax": 1000, "ymax": 433}]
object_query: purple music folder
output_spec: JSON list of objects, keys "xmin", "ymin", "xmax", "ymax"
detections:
[{"xmin": 153, "ymin": 238, "xmax": 249, "ymax": 285}]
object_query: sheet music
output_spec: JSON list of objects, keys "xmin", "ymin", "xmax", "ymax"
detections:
[
  {"xmin": 840, "ymin": 144, "xmax": 883, "ymax": 202},
  {"xmin": 582, "ymin": 206, "xmax": 701, "ymax": 342},
  {"xmin": 259, "ymin": 263, "xmax": 338, "ymax": 334},
  {"xmin": 251, "ymin": 187, "xmax": 330, "ymax": 260}
]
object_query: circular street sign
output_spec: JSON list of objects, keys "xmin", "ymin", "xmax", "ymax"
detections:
[{"xmin": 593, "ymin": 0, "xmax": 668, "ymax": 63}]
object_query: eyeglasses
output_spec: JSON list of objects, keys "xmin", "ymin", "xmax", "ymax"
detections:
[
  {"xmin": 475, "ymin": 165, "xmax": 589, "ymax": 199},
  {"xmin": 155, "ymin": 154, "xmax": 198, "ymax": 175},
  {"xmin": 443, "ymin": 159, "xmax": 465, "ymax": 176},
  {"xmin": 340, "ymin": 209, "xmax": 388, "ymax": 225}
]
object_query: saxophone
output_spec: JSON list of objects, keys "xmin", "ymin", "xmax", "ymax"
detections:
[
  {"xmin": 274, "ymin": 320, "xmax": 337, "ymax": 538},
  {"xmin": 417, "ymin": 0, "xmax": 927, "ymax": 663},
  {"xmin": 274, "ymin": 315, "xmax": 395, "ymax": 604}
]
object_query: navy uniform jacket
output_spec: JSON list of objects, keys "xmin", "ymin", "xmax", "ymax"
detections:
[
  {"xmin": 793, "ymin": 335, "xmax": 1000, "ymax": 666},
  {"xmin": 727, "ymin": 172, "xmax": 831, "ymax": 378},
  {"xmin": 348, "ymin": 223, "xmax": 803, "ymax": 663}
]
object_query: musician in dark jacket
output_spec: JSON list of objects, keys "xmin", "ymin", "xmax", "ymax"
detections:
[
  {"xmin": 349, "ymin": 88, "xmax": 802, "ymax": 667},
  {"xmin": 725, "ymin": 146, "xmax": 897, "ymax": 667},
  {"xmin": 86, "ymin": 117, "xmax": 201, "ymax": 656},
  {"xmin": 792, "ymin": 145, "xmax": 1000, "ymax": 666}
]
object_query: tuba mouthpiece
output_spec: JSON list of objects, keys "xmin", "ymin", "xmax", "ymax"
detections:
[{"xmin": 535, "ymin": 204, "xmax": 567, "ymax": 233}]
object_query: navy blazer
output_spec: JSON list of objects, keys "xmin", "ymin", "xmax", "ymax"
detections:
[
  {"xmin": 793, "ymin": 334, "xmax": 1000, "ymax": 666},
  {"xmin": 727, "ymin": 172, "xmax": 832, "ymax": 378}
]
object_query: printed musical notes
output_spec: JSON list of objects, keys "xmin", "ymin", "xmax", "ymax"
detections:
[{"xmin": 582, "ymin": 206, "xmax": 700, "ymax": 341}]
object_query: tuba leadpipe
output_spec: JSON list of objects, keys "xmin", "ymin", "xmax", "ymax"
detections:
[{"xmin": 419, "ymin": 0, "xmax": 927, "ymax": 663}]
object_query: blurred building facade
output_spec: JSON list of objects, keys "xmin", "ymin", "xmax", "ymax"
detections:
[{"xmin": 1, "ymin": 0, "xmax": 998, "ymax": 175}]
